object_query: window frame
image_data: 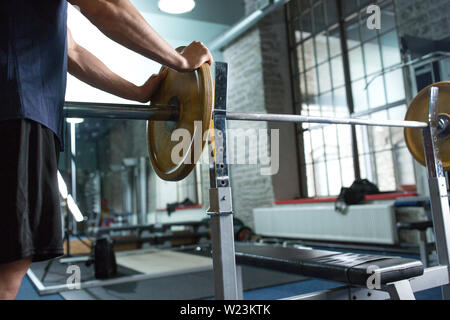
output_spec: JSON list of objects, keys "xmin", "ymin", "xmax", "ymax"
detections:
[{"xmin": 287, "ymin": 0, "xmax": 416, "ymax": 197}]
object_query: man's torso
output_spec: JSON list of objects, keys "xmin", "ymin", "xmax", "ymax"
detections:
[{"xmin": 0, "ymin": 0, "xmax": 68, "ymax": 149}]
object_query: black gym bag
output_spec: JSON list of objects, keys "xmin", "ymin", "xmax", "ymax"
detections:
[
  {"xmin": 335, "ymin": 179, "xmax": 380, "ymax": 213},
  {"xmin": 94, "ymin": 237, "xmax": 117, "ymax": 279}
]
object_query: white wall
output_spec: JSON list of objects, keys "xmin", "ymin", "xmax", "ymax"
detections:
[{"xmin": 66, "ymin": 4, "xmax": 228, "ymax": 104}]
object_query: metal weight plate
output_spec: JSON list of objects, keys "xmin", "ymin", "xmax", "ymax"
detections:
[
  {"xmin": 404, "ymin": 81, "xmax": 450, "ymax": 170},
  {"xmin": 148, "ymin": 47, "xmax": 214, "ymax": 181}
]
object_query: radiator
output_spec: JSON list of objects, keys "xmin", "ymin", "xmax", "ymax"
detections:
[
  {"xmin": 253, "ymin": 201, "xmax": 399, "ymax": 245},
  {"xmin": 147, "ymin": 208, "xmax": 205, "ymax": 225}
]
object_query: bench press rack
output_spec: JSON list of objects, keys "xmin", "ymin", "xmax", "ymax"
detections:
[
  {"xmin": 206, "ymin": 63, "xmax": 450, "ymax": 300},
  {"xmin": 60, "ymin": 62, "xmax": 450, "ymax": 300}
]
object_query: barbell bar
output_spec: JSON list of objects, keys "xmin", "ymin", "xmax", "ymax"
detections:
[
  {"xmin": 64, "ymin": 59, "xmax": 450, "ymax": 181},
  {"xmin": 64, "ymin": 101, "xmax": 179, "ymax": 121},
  {"xmin": 64, "ymin": 103, "xmax": 428, "ymax": 129}
]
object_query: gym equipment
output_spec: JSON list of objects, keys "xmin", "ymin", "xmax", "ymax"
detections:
[
  {"xmin": 235, "ymin": 244, "xmax": 423, "ymax": 287},
  {"xmin": 397, "ymin": 221, "xmax": 434, "ymax": 268},
  {"xmin": 92, "ymin": 220, "xmax": 211, "ymax": 247},
  {"xmin": 405, "ymin": 81, "xmax": 450, "ymax": 170},
  {"xmin": 62, "ymin": 62, "xmax": 450, "ymax": 300},
  {"xmin": 65, "ymin": 68, "xmax": 429, "ymax": 183},
  {"xmin": 148, "ymin": 47, "xmax": 214, "ymax": 181}
]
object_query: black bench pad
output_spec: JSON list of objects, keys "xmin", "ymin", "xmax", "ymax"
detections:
[{"xmin": 235, "ymin": 245, "xmax": 424, "ymax": 286}]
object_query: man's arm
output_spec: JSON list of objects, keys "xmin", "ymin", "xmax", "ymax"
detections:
[
  {"xmin": 67, "ymin": 28, "xmax": 166, "ymax": 103},
  {"xmin": 68, "ymin": 0, "xmax": 213, "ymax": 72}
]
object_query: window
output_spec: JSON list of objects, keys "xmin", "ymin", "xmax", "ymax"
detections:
[{"xmin": 287, "ymin": 0, "xmax": 417, "ymax": 196}]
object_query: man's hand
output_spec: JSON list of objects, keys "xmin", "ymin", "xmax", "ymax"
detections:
[
  {"xmin": 69, "ymin": 0, "xmax": 214, "ymax": 73},
  {"xmin": 135, "ymin": 69, "xmax": 168, "ymax": 103},
  {"xmin": 179, "ymin": 41, "xmax": 214, "ymax": 72}
]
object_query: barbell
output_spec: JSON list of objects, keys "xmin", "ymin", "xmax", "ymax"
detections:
[
  {"xmin": 147, "ymin": 59, "xmax": 449, "ymax": 181},
  {"xmin": 64, "ymin": 55, "xmax": 450, "ymax": 182},
  {"xmin": 148, "ymin": 59, "xmax": 214, "ymax": 181},
  {"xmin": 404, "ymin": 81, "xmax": 450, "ymax": 170}
]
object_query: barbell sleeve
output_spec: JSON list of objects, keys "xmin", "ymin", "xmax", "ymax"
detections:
[{"xmin": 64, "ymin": 101, "xmax": 179, "ymax": 121}]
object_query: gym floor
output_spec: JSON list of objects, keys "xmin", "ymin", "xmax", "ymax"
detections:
[
  {"xmin": 17, "ymin": 248, "xmax": 443, "ymax": 300},
  {"xmin": 17, "ymin": 272, "xmax": 443, "ymax": 301}
]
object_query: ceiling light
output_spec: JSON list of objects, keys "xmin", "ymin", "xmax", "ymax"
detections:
[
  {"xmin": 57, "ymin": 171, "xmax": 68, "ymax": 199},
  {"xmin": 66, "ymin": 118, "xmax": 84, "ymax": 124},
  {"xmin": 158, "ymin": 0, "xmax": 195, "ymax": 14},
  {"xmin": 67, "ymin": 195, "xmax": 85, "ymax": 222}
]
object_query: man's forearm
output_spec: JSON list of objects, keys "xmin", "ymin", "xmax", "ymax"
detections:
[
  {"xmin": 69, "ymin": 0, "xmax": 187, "ymax": 71},
  {"xmin": 68, "ymin": 42, "xmax": 142, "ymax": 102}
]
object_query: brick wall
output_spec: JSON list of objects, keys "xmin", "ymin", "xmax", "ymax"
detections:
[
  {"xmin": 222, "ymin": 27, "xmax": 273, "ymax": 228},
  {"xmin": 395, "ymin": 0, "xmax": 450, "ymax": 41},
  {"xmin": 219, "ymin": 0, "xmax": 301, "ymax": 228},
  {"xmin": 259, "ymin": 7, "xmax": 301, "ymax": 202}
]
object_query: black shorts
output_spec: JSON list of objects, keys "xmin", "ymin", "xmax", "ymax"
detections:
[{"xmin": 0, "ymin": 119, "xmax": 63, "ymax": 263}]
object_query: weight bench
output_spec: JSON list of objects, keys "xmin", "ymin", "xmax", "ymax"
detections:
[{"xmin": 234, "ymin": 244, "xmax": 425, "ymax": 300}]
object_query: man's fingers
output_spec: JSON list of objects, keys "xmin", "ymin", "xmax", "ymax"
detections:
[
  {"xmin": 182, "ymin": 40, "xmax": 214, "ymax": 70},
  {"xmin": 208, "ymin": 52, "xmax": 214, "ymax": 66},
  {"xmin": 159, "ymin": 68, "xmax": 169, "ymax": 78},
  {"xmin": 160, "ymin": 66, "xmax": 169, "ymax": 74},
  {"xmin": 146, "ymin": 70, "xmax": 167, "ymax": 88}
]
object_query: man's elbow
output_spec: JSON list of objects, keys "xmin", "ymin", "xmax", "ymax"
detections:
[
  {"xmin": 67, "ymin": 29, "xmax": 78, "ymax": 59},
  {"xmin": 67, "ymin": 45, "xmax": 79, "ymax": 72},
  {"xmin": 67, "ymin": 34, "xmax": 83, "ymax": 71}
]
